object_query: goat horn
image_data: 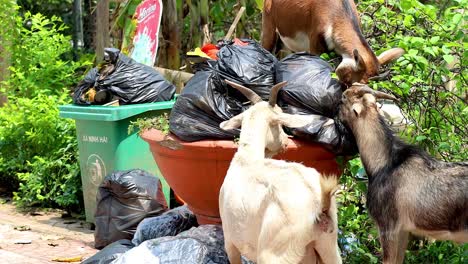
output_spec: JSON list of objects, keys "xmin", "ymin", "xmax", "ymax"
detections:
[
  {"xmin": 355, "ymin": 85, "xmax": 398, "ymax": 101},
  {"xmin": 373, "ymin": 90, "xmax": 398, "ymax": 101},
  {"xmin": 225, "ymin": 80, "xmax": 262, "ymax": 104},
  {"xmin": 268, "ymin": 81, "xmax": 288, "ymax": 106},
  {"xmin": 368, "ymin": 70, "xmax": 391, "ymax": 81}
]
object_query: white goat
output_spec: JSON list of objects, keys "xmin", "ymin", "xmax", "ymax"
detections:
[{"xmin": 219, "ymin": 80, "xmax": 342, "ymax": 264}]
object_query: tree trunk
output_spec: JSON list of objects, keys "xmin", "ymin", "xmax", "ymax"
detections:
[
  {"xmin": 200, "ymin": 0, "xmax": 210, "ymax": 44},
  {"xmin": 95, "ymin": 0, "xmax": 110, "ymax": 63},
  {"xmin": 161, "ymin": 0, "xmax": 180, "ymax": 69},
  {"xmin": 187, "ymin": 0, "xmax": 201, "ymax": 49}
]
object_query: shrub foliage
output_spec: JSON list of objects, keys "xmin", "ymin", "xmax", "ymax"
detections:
[
  {"xmin": 0, "ymin": 9, "xmax": 90, "ymax": 210},
  {"xmin": 0, "ymin": 94, "xmax": 81, "ymax": 208}
]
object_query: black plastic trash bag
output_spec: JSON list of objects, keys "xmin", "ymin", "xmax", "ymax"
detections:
[
  {"xmin": 114, "ymin": 225, "xmax": 255, "ymax": 264},
  {"xmin": 275, "ymin": 53, "xmax": 342, "ymax": 116},
  {"xmin": 169, "ymin": 70, "xmax": 247, "ymax": 141},
  {"xmin": 275, "ymin": 53, "xmax": 358, "ymax": 155},
  {"xmin": 94, "ymin": 169, "xmax": 168, "ymax": 249},
  {"xmin": 73, "ymin": 48, "xmax": 175, "ymax": 105},
  {"xmin": 113, "ymin": 225, "xmax": 227, "ymax": 264},
  {"xmin": 82, "ymin": 239, "xmax": 134, "ymax": 264},
  {"xmin": 72, "ymin": 68, "xmax": 100, "ymax": 105},
  {"xmin": 132, "ymin": 205, "xmax": 198, "ymax": 246},
  {"xmin": 215, "ymin": 39, "xmax": 278, "ymax": 100}
]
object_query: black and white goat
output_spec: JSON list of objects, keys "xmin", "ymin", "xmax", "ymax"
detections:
[{"xmin": 339, "ymin": 84, "xmax": 468, "ymax": 264}]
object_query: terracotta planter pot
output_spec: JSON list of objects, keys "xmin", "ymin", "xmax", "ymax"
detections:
[{"xmin": 141, "ymin": 129, "xmax": 342, "ymax": 225}]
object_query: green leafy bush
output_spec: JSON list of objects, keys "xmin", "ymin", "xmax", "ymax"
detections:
[
  {"xmin": 360, "ymin": 0, "xmax": 467, "ymax": 161},
  {"xmin": 5, "ymin": 12, "xmax": 90, "ymax": 98},
  {"xmin": 0, "ymin": 9, "xmax": 90, "ymax": 210},
  {"xmin": 17, "ymin": 0, "xmax": 74, "ymax": 18},
  {"xmin": 337, "ymin": 159, "xmax": 380, "ymax": 263},
  {"xmin": 0, "ymin": 93, "xmax": 81, "ymax": 209}
]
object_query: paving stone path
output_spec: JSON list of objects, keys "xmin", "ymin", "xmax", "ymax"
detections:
[{"xmin": 0, "ymin": 202, "xmax": 98, "ymax": 263}]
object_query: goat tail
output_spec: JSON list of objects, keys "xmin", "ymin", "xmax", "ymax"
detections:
[
  {"xmin": 320, "ymin": 175, "xmax": 340, "ymax": 198},
  {"xmin": 319, "ymin": 175, "xmax": 340, "ymax": 213}
]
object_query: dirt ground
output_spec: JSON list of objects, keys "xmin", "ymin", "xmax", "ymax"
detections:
[{"xmin": 0, "ymin": 198, "xmax": 98, "ymax": 264}]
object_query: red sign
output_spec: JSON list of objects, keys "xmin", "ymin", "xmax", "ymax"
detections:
[{"xmin": 130, "ymin": 0, "xmax": 163, "ymax": 66}]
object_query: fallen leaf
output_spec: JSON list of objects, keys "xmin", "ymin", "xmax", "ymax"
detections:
[
  {"xmin": 14, "ymin": 239, "xmax": 32, "ymax": 244},
  {"xmin": 61, "ymin": 212, "xmax": 72, "ymax": 218},
  {"xmin": 40, "ymin": 235, "xmax": 64, "ymax": 241},
  {"xmin": 51, "ymin": 256, "xmax": 83, "ymax": 262},
  {"xmin": 14, "ymin": 225, "xmax": 31, "ymax": 231},
  {"xmin": 29, "ymin": 212, "xmax": 43, "ymax": 216}
]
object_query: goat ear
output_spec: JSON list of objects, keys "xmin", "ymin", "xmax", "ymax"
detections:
[
  {"xmin": 363, "ymin": 93, "xmax": 376, "ymax": 105},
  {"xmin": 264, "ymin": 0, "xmax": 272, "ymax": 13},
  {"xmin": 377, "ymin": 48, "xmax": 405, "ymax": 65},
  {"xmin": 274, "ymin": 113, "xmax": 334, "ymax": 128},
  {"xmin": 353, "ymin": 49, "xmax": 366, "ymax": 71},
  {"xmin": 352, "ymin": 103, "xmax": 363, "ymax": 117},
  {"xmin": 220, "ymin": 113, "xmax": 244, "ymax": 130}
]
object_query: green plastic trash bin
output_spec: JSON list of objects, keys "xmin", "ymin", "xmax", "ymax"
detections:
[{"xmin": 59, "ymin": 100, "xmax": 175, "ymax": 223}]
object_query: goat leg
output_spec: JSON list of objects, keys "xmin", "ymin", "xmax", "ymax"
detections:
[
  {"xmin": 257, "ymin": 224, "xmax": 309, "ymax": 264},
  {"xmin": 261, "ymin": 6, "xmax": 277, "ymax": 52},
  {"xmin": 379, "ymin": 227, "xmax": 409, "ymax": 264},
  {"xmin": 313, "ymin": 229, "xmax": 342, "ymax": 264},
  {"xmin": 300, "ymin": 243, "xmax": 319, "ymax": 264},
  {"xmin": 396, "ymin": 230, "xmax": 409, "ymax": 264},
  {"xmin": 225, "ymin": 240, "xmax": 242, "ymax": 264}
]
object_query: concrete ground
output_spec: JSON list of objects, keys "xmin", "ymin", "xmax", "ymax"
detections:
[{"xmin": 0, "ymin": 200, "xmax": 98, "ymax": 263}]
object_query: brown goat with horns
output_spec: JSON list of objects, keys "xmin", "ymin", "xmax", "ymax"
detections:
[
  {"xmin": 261, "ymin": 0, "xmax": 405, "ymax": 85},
  {"xmin": 339, "ymin": 84, "xmax": 468, "ymax": 264}
]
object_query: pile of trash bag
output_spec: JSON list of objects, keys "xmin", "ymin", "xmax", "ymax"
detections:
[
  {"xmin": 113, "ymin": 225, "xmax": 255, "ymax": 264},
  {"xmin": 113, "ymin": 225, "xmax": 228, "ymax": 264},
  {"xmin": 169, "ymin": 70, "xmax": 246, "ymax": 141},
  {"xmin": 94, "ymin": 169, "xmax": 168, "ymax": 249},
  {"xmin": 275, "ymin": 53, "xmax": 358, "ymax": 155},
  {"xmin": 170, "ymin": 40, "xmax": 357, "ymax": 155},
  {"xmin": 85, "ymin": 205, "xmax": 256, "ymax": 264},
  {"xmin": 73, "ymin": 48, "xmax": 175, "ymax": 105},
  {"xmin": 170, "ymin": 39, "xmax": 277, "ymax": 142}
]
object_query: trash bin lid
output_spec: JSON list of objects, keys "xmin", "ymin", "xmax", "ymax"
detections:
[{"xmin": 59, "ymin": 100, "xmax": 175, "ymax": 121}]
